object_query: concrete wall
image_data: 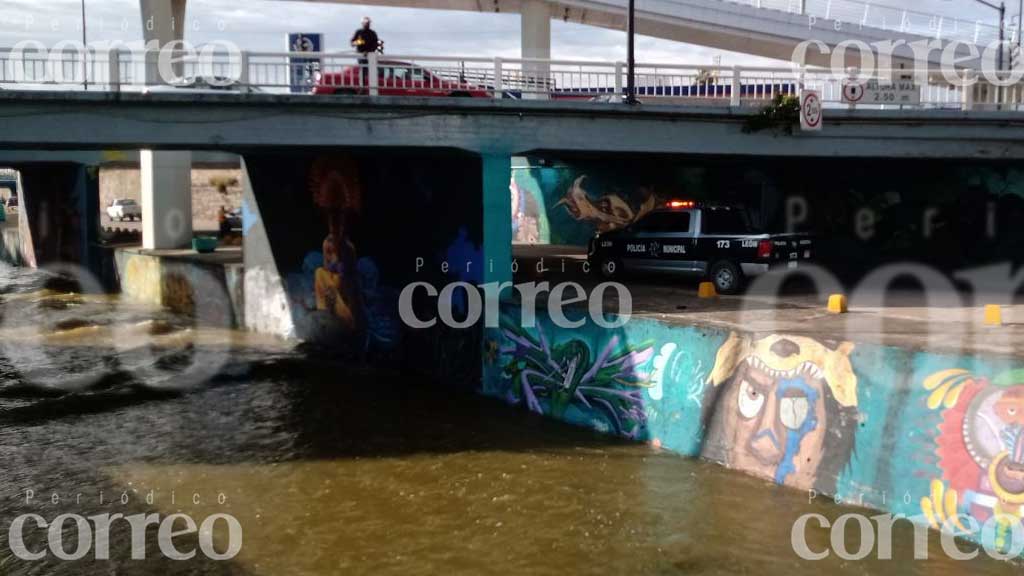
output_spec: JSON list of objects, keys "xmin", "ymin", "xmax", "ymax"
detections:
[
  {"xmin": 13, "ymin": 163, "xmax": 98, "ymax": 270},
  {"xmin": 0, "ymin": 222, "xmax": 27, "ymax": 266},
  {"xmin": 483, "ymin": 305, "xmax": 1024, "ymax": 556},
  {"xmin": 8, "ymin": 93, "xmax": 1024, "ymax": 161},
  {"xmin": 113, "ymin": 248, "xmax": 243, "ymax": 328}
]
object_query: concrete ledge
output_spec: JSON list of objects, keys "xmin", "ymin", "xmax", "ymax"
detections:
[
  {"xmin": 2, "ymin": 88, "xmax": 1023, "ymax": 122},
  {"xmin": 0, "ymin": 220, "xmax": 27, "ymax": 266},
  {"xmin": 2, "ymin": 91, "xmax": 1023, "ymax": 158},
  {"xmin": 113, "ymin": 246, "xmax": 244, "ymax": 328}
]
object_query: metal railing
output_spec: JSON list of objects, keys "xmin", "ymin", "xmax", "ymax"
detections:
[
  {"xmin": 0, "ymin": 47, "xmax": 1020, "ymax": 111},
  {"xmin": 721, "ymin": 0, "xmax": 1010, "ymax": 47}
]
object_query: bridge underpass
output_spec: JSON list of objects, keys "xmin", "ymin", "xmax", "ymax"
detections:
[
  {"xmin": 2, "ymin": 89, "xmax": 1024, "ymax": 327},
  {"xmin": 4, "ymin": 84, "xmax": 1024, "ymax": 563},
  {"xmin": 2, "ymin": 87, "xmax": 1021, "ymax": 286},
  {"xmin": 26, "ymin": 0, "xmax": 1006, "ymax": 255}
]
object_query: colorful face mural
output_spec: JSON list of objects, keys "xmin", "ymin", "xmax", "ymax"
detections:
[
  {"xmin": 701, "ymin": 333, "xmax": 859, "ymax": 493},
  {"xmin": 496, "ymin": 323, "xmax": 654, "ymax": 439},
  {"xmin": 482, "ymin": 296, "xmax": 1024, "ymax": 558},
  {"xmin": 555, "ymin": 176, "xmax": 658, "ymax": 233},
  {"xmin": 922, "ymin": 369, "xmax": 1024, "ymax": 553}
]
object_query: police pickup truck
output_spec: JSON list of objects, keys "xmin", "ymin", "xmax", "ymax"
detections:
[{"xmin": 587, "ymin": 201, "xmax": 813, "ymax": 294}]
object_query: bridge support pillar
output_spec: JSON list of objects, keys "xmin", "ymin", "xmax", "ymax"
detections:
[
  {"xmin": 521, "ymin": 0, "xmax": 551, "ymax": 100},
  {"xmin": 482, "ymin": 155, "xmax": 512, "ymax": 285},
  {"xmin": 139, "ymin": 1, "xmax": 192, "ymax": 251},
  {"xmin": 141, "ymin": 150, "xmax": 193, "ymax": 250},
  {"xmin": 140, "ymin": 0, "xmax": 187, "ymax": 85}
]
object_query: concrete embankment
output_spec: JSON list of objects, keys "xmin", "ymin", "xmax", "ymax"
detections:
[{"xmin": 484, "ymin": 302, "xmax": 1024, "ymax": 557}]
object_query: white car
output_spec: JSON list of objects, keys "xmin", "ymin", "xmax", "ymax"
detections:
[{"xmin": 107, "ymin": 199, "xmax": 142, "ymax": 221}]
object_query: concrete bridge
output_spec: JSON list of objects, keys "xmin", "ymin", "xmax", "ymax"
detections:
[
  {"xmin": 4, "ymin": 84, "xmax": 1024, "ymax": 559},
  {"xmin": 4, "ymin": 0, "xmax": 1003, "ymax": 253},
  {"xmin": 3, "ymin": 90, "xmax": 1023, "ymax": 156},
  {"xmin": 1, "ymin": 87, "xmax": 1023, "ymax": 295}
]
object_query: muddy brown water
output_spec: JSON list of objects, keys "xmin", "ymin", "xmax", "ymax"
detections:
[{"xmin": 0, "ymin": 263, "xmax": 1018, "ymax": 575}]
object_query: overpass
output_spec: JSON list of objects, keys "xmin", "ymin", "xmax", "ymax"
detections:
[
  {"xmin": 112, "ymin": 0, "xmax": 1009, "ymax": 252},
  {"xmin": 1, "ymin": 87, "xmax": 1023, "ymax": 289},
  {"xmin": 3, "ymin": 90, "xmax": 1024, "ymax": 156},
  {"xmin": 1, "ymin": 0, "xmax": 1012, "ymax": 254},
  {"xmin": 276, "ymin": 0, "xmax": 1002, "ymax": 68}
]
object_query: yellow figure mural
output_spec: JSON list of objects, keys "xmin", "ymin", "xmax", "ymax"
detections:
[{"xmin": 309, "ymin": 155, "xmax": 363, "ymax": 332}]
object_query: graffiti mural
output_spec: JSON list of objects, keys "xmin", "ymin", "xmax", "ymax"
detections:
[
  {"xmin": 509, "ymin": 160, "xmax": 671, "ymax": 247},
  {"xmin": 510, "ymin": 178, "xmax": 540, "ymax": 244},
  {"xmin": 700, "ymin": 333, "xmax": 859, "ymax": 493},
  {"xmin": 243, "ymin": 149, "xmax": 485, "ymax": 380},
  {"xmin": 496, "ymin": 322, "xmax": 654, "ymax": 439},
  {"xmin": 308, "ymin": 155, "xmax": 365, "ymax": 332},
  {"xmin": 921, "ymin": 368, "xmax": 1024, "ymax": 554},
  {"xmin": 554, "ymin": 175, "xmax": 658, "ymax": 234},
  {"xmin": 482, "ymin": 298, "xmax": 1024, "ymax": 558}
]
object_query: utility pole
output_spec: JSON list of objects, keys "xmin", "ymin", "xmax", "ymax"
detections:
[
  {"xmin": 624, "ymin": 0, "xmax": 637, "ymax": 104},
  {"xmin": 81, "ymin": 0, "xmax": 88, "ymax": 90},
  {"xmin": 1011, "ymin": 0, "xmax": 1019, "ymax": 68},
  {"xmin": 999, "ymin": 0, "xmax": 1007, "ymax": 71},
  {"xmin": 973, "ymin": 0, "xmax": 1007, "ymax": 71}
]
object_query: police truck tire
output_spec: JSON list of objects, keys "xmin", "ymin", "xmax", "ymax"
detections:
[
  {"xmin": 710, "ymin": 260, "xmax": 743, "ymax": 295},
  {"xmin": 597, "ymin": 257, "xmax": 620, "ymax": 279}
]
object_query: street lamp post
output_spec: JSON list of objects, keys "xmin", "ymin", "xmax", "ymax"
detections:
[
  {"xmin": 624, "ymin": 0, "xmax": 637, "ymax": 104},
  {"xmin": 970, "ymin": 0, "xmax": 1007, "ymax": 71},
  {"xmin": 81, "ymin": 0, "xmax": 88, "ymax": 90},
  {"xmin": 1017, "ymin": 0, "xmax": 1023, "ymax": 67}
]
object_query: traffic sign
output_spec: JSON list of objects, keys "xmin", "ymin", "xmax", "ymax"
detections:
[
  {"xmin": 800, "ymin": 90, "xmax": 822, "ymax": 132},
  {"xmin": 843, "ymin": 82, "xmax": 864, "ymax": 103},
  {"xmin": 287, "ymin": 33, "xmax": 324, "ymax": 94},
  {"xmin": 841, "ymin": 79, "xmax": 920, "ymax": 106}
]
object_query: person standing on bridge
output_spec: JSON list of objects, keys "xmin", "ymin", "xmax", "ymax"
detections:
[
  {"xmin": 351, "ymin": 17, "xmax": 381, "ymax": 86},
  {"xmin": 351, "ymin": 17, "xmax": 380, "ymax": 59}
]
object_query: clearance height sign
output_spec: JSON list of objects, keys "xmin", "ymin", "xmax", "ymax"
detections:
[{"xmin": 800, "ymin": 90, "xmax": 822, "ymax": 132}]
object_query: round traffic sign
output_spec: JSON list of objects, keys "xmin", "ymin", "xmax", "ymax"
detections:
[
  {"xmin": 843, "ymin": 82, "xmax": 864, "ymax": 102},
  {"xmin": 802, "ymin": 92, "xmax": 822, "ymax": 129}
]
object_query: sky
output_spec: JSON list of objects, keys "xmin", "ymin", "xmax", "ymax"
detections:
[{"xmin": 0, "ymin": 0, "xmax": 1009, "ymax": 66}]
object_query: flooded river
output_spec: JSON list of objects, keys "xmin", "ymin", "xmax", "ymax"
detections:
[{"xmin": 0, "ymin": 262, "xmax": 1019, "ymax": 575}]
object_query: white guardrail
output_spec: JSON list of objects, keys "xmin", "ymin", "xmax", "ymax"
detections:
[
  {"xmin": 732, "ymin": 0, "xmax": 1010, "ymax": 48},
  {"xmin": 0, "ymin": 48, "xmax": 1021, "ymax": 111}
]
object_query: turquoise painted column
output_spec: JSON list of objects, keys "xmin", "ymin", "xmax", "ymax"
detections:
[
  {"xmin": 482, "ymin": 154, "xmax": 512, "ymax": 285},
  {"xmin": 480, "ymin": 153, "xmax": 512, "ymax": 395}
]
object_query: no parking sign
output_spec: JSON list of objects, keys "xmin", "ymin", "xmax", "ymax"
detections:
[{"xmin": 800, "ymin": 89, "xmax": 822, "ymax": 132}]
